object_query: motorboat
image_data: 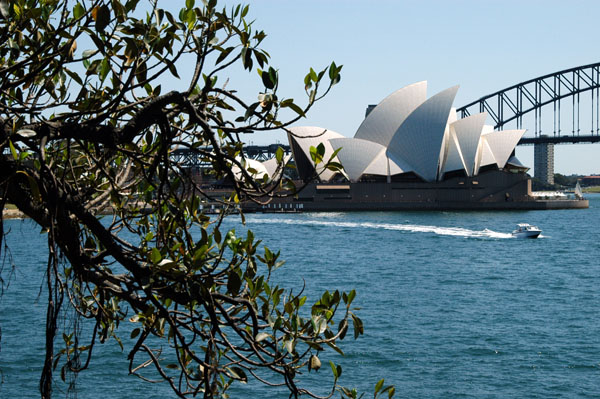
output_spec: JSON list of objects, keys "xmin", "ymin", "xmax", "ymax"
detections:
[{"xmin": 512, "ymin": 223, "xmax": 541, "ymax": 238}]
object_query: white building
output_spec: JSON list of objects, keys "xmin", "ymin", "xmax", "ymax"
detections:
[{"xmin": 286, "ymin": 82, "xmax": 527, "ymax": 184}]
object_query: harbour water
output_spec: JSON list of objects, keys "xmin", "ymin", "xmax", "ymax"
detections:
[{"xmin": 1, "ymin": 194, "xmax": 599, "ymax": 398}]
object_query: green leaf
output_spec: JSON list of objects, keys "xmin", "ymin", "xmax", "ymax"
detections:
[
  {"xmin": 268, "ymin": 67, "xmax": 277, "ymax": 88},
  {"xmin": 317, "ymin": 143, "xmax": 325, "ymax": 156},
  {"xmin": 338, "ymin": 319, "xmax": 348, "ymax": 339},
  {"xmin": 215, "ymin": 46, "xmax": 234, "ymax": 65},
  {"xmin": 62, "ymin": 332, "xmax": 72, "ymax": 344},
  {"xmin": 309, "ymin": 145, "xmax": 323, "ymax": 165},
  {"xmin": 244, "ymin": 102, "xmax": 259, "ymax": 121},
  {"xmin": 375, "ymin": 379, "xmax": 384, "ymax": 395},
  {"xmin": 317, "ymin": 69, "xmax": 325, "ymax": 82},
  {"xmin": 326, "ymin": 161, "xmax": 343, "ymax": 172},
  {"xmin": 151, "ymin": 247, "xmax": 162, "ymax": 264},
  {"xmin": 8, "ymin": 140, "xmax": 18, "ymax": 161},
  {"xmin": 99, "ymin": 58, "xmax": 110, "ymax": 82},
  {"xmin": 130, "ymin": 328, "xmax": 140, "ymax": 339},
  {"xmin": 64, "ymin": 68, "xmax": 83, "ymax": 85},
  {"xmin": 275, "ymin": 146, "xmax": 284, "ymax": 163},
  {"xmin": 304, "ymin": 72, "xmax": 313, "ymax": 90},
  {"xmin": 351, "ymin": 314, "xmax": 364, "ymax": 339},
  {"xmin": 344, "ymin": 289, "xmax": 356, "ymax": 306},
  {"xmin": 73, "ymin": 3, "xmax": 85, "ymax": 19},
  {"xmin": 186, "ymin": 0, "xmax": 195, "ymax": 9},
  {"xmin": 387, "ymin": 386, "xmax": 396, "ymax": 398},
  {"xmin": 241, "ymin": 47, "xmax": 253, "ymax": 71},
  {"xmin": 340, "ymin": 387, "xmax": 356, "ymax": 399},
  {"xmin": 261, "ymin": 68, "xmax": 275, "ymax": 89},
  {"xmin": 326, "ymin": 340, "xmax": 345, "ymax": 356},
  {"xmin": 329, "ymin": 360, "xmax": 338, "ymax": 379},
  {"xmin": 227, "ymin": 270, "xmax": 241, "ymax": 295},
  {"xmin": 329, "ymin": 146, "xmax": 343, "ymax": 161},
  {"xmin": 94, "ymin": 5, "xmax": 111, "ymax": 32},
  {"xmin": 329, "ymin": 61, "xmax": 338, "ymax": 80},
  {"xmin": 112, "ymin": 0, "xmax": 127, "ymax": 22},
  {"xmin": 281, "ymin": 100, "xmax": 306, "ymax": 117},
  {"xmin": 329, "ymin": 62, "xmax": 342, "ymax": 86},
  {"xmin": 228, "ymin": 366, "xmax": 247, "ymax": 383},
  {"xmin": 165, "ymin": 59, "xmax": 180, "ymax": 78},
  {"xmin": 241, "ymin": 4, "xmax": 249, "ymax": 18},
  {"xmin": 135, "ymin": 61, "xmax": 147, "ymax": 84}
]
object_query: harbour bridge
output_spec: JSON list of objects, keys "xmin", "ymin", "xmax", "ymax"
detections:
[
  {"xmin": 457, "ymin": 62, "xmax": 600, "ymax": 184},
  {"xmin": 170, "ymin": 143, "xmax": 291, "ymax": 169},
  {"xmin": 174, "ymin": 63, "xmax": 600, "ymax": 185}
]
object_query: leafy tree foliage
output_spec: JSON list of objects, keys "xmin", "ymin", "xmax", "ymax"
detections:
[
  {"xmin": 0, "ymin": 1, "xmax": 392, "ymax": 398},
  {"xmin": 553, "ymin": 173, "xmax": 580, "ymax": 188}
]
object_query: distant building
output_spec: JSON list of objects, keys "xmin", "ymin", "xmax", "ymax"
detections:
[
  {"xmin": 581, "ymin": 175, "xmax": 600, "ymax": 186},
  {"xmin": 287, "ymin": 81, "xmax": 527, "ymax": 183},
  {"xmin": 534, "ymin": 139, "xmax": 554, "ymax": 185}
]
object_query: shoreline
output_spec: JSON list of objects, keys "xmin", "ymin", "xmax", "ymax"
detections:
[
  {"xmin": 2, "ymin": 209, "xmax": 26, "ymax": 220},
  {"xmin": 3, "ymin": 190, "xmax": 597, "ymax": 220}
]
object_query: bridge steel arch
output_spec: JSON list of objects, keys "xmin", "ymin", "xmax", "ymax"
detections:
[
  {"xmin": 169, "ymin": 145, "xmax": 291, "ymax": 168},
  {"xmin": 457, "ymin": 62, "xmax": 600, "ymax": 186},
  {"xmin": 457, "ymin": 62, "xmax": 600, "ymax": 138}
]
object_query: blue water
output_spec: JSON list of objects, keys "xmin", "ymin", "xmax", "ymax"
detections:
[{"xmin": 2, "ymin": 195, "xmax": 600, "ymax": 398}]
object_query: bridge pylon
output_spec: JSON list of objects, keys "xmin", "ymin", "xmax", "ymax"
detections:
[{"xmin": 534, "ymin": 139, "xmax": 554, "ymax": 185}]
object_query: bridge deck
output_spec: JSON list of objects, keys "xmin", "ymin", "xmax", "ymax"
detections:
[{"xmin": 518, "ymin": 135, "xmax": 600, "ymax": 145}]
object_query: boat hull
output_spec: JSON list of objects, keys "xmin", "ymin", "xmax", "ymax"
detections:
[{"xmin": 512, "ymin": 231, "xmax": 541, "ymax": 239}]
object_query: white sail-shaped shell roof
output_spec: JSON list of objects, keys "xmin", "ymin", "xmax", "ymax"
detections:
[
  {"xmin": 449, "ymin": 112, "xmax": 488, "ymax": 176},
  {"xmin": 387, "ymin": 85, "xmax": 459, "ymax": 182},
  {"xmin": 232, "ymin": 158, "xmax": 269, "ymax": 180},
  {"xmin": 287, "ymin": 126, "xmax": 344, "ymax": 182},
  {"xmin": 506, "ymin": 155, "xmax": 528, "ymax": 169},
  {"xmin": 440, "ymin": 127, "xmax": 466, "ymax": 176},
  {"xmin": 262, "ymin": 154, "xmax": 292, "ymax": 180},
  {"xmin": 329, "ymin": 138, "xmax": 386, "ymax": 182},
  {"xmin": 483, "ymin": 129, "xmax": 526, "ymax": 169},
  {"xmin": 475, "ymin": 136, "xmax": 497, "ymax": 174},
  {"xmin": 447, "ymin": 108, "xmax": 458, "ymax": 125},
  {"xmin": 354, "ymin": 81, "xmax": 427, "ymax": 147},
  {"xmin": 362, "ymin": 151, "xmax": 406, "ymax": 177},
  {"xmin": 285, "ymin": 82, "xmax": 529, "ymax": 184},
  {"xmin": 438, "ymin": 108, "xmax": 459, "ymax": 177},
  {"xmin": 482, "ymin": 125, "xmax": 494, "ymax": 134}
]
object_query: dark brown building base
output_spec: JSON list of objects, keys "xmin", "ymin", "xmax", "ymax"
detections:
[{"xmin": 246, "ymin": 170, "xmax": 589, "ymax": 212}]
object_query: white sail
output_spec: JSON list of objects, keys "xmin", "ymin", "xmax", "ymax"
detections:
[{"xmin": 575, "ymin": 180, "xmax": 583, "ymax": 199}]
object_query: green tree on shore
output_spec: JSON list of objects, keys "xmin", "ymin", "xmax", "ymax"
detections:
[{"xmin": 0, "ymin": 1, "xmax": 393, "ymax": 398}]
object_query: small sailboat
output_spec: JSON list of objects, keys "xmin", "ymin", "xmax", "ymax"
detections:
[
  {"xmin": 512, "ymin": 223, "xmax": 541, "ymax": 239},
  {"xmin": 574, "ymin": 180, "xmax": 584, "ymax": 199}
]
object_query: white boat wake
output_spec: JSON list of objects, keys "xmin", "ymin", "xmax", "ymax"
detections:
[{"xmin": 244, "ymin": 217, "xmax": 514, "ymax": 239}]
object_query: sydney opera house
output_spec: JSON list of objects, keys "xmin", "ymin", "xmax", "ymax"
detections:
[{"xmin": 243, "ymin": 82, "xmax": 587, "ymax": 211}]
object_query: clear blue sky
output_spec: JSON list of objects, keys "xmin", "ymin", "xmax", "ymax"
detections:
[{"xmin": 209, "ymin": 0, "xmax": 600, "ymax": 175}]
